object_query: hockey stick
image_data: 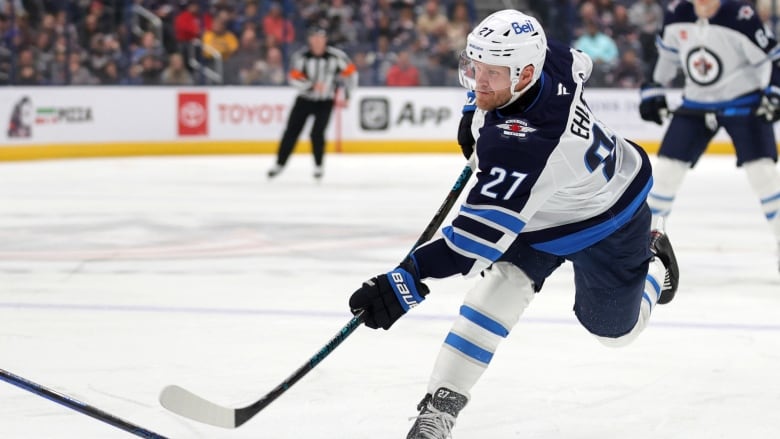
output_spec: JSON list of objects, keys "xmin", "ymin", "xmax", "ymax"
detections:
[
  {"xmin": 0, "ymin": 367, "xmax": 168, "ymax": 438},
  {"xmin": 159, "ymin": 157, "xmax": 476, "ymax": 429}
]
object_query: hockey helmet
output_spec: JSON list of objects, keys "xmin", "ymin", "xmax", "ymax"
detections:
[{"xmin": 459, "ymin": 9, "xmax": 547, "ymax": 95}]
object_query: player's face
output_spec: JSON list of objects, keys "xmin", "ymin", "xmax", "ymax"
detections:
[
  {"xmin": 471, "ymin": 61, "xmax": 513, "ymax": 110},
  {"xmin": 694, "ymin": 0, "xmax": 720, "ymax": 18}
]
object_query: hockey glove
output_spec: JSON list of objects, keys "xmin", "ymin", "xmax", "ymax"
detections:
[
  {"xmin": 757, "ymin": 85, "xmax": 780, "ymax": 122},
  {"xmin": 349, "ymin": 258, "xmax": 429, "ymax": 330},
  {"xmin": 457, "ymin": 91, "xmax": 477, "ymax": 159},
  {"xmin": 639, "ymin": 82, "xmax": 668, "ymax": 125}
]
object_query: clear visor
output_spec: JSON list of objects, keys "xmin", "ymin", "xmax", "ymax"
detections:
[{"xmin": 458, "ymin": 50, "xmax": 513, "ymax": 93}]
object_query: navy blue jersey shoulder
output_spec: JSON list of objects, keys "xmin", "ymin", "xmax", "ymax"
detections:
[
  {"xmin": 711, "ymin": 1, "xmax": 772, "ymax": 51},
  {"xmin": 663, "ymin": 0, "xmax": 695, "ymax": 26}
]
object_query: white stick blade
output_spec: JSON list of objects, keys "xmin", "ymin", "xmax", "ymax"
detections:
[{"xmin": 159, "ymin": 385, "xmax": 237, "ymax": 428}]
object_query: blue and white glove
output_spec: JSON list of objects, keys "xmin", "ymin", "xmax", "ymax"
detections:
[
  {"xmin": 757, "ymin": 85, "xmax": 780, "ymax": 122},
  {"xmin": 349, "ymin": 258, "xmax": 429, "ymax": 330},
  {"xmin": 639, "ymin": 82, "xmax": 668, "ymax": 125},
  {"xmin": 457, "ymin": 90, "xmax": 476, "ymax": 159}
]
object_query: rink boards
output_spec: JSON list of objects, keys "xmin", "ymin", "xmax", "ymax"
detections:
[{"xmin": 0, "ymin": 86, "xmax": 775, "ymax": 161}]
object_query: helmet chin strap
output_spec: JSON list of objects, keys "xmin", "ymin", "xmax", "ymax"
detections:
[{"xmin": 499, "ymin": 76, "xmax": 536, "ymax": 109}]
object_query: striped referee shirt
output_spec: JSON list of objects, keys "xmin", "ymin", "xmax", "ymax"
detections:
[{"xmin": 288, "ymin": 46, "xmax": 358, "ymax": 101}]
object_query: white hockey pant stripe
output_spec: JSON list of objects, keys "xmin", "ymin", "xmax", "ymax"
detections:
[{"xmin": 427, "ymin": 262, "xmax": 534, "ymax": 397}]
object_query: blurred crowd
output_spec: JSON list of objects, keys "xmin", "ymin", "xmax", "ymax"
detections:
[{"xmin": 0, "ymin": 0, "xmax": 778, "ymax": 88}]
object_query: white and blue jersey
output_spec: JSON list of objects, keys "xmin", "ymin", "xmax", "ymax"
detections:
[
  {"xmin": 414, "ymin": 40, "xmax": 653, "ymax": 279},
  {"xmin": 654, "ymin": 0, "xmax": 780, "ymax": 112}
]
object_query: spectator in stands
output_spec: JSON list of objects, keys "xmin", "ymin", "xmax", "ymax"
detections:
[
  {"xmin": 132, "ymin": 31, "xmax": 165, "ymax": 66},
  {"xmin": 327, "ymin": 11, "xmax": 358, "ymax": 47},
  {"xmin": 15, "ymin": 48, "xmax": 40, "ymax": 85},
  {"xmin": 174, "ymin": 0, "xmax": 212, "ymax": 44},
  {"xmin": 152, "ymin": 2, "xmax": 179, "ymax": 55},
  {"xmin": 47, "ymin": 48, "xmax": 67, "ymax": 85},
  {"xmin": 202, "ymin": 15, "xmax": 238, "ymax": 60},
  {"xmin": 254, "ymin": 46, "xmax": 286, "ymax": 85},
  {"xmin": 68, "ymin": 52, "xmax": 98, "ymax": 85},
  {"xmin": 365, "ymin": 34, "xmax": 396, "ymax": 85},
  {"xmin": 757, "ymin": 0, "xmax": 780, "ymax": 37},
  {"xmin": 610, "ymin": 5, "xmax": 637, "ymax": 43},
  {"xmin": 446, "ymin": 1, "xmax": 471, "ymax": 55},
  {"xmin": 32, "ymin": 30, "xmax": 54, "ymax": 80},
  {"xmin": 353, "ymin": 50, "xmax": 378, "ymax": 86},
  {"xmin": 98, "ymin": 59, "xmax": 120, "ymax": 84},
  {"xmin": 628, "ymin": 0, "xmax": 663, "ymax": 80},
  {"xmin": 161, "ymin": 52, "xmax": 193, "ymax": 85},
  {"xmin": 88, "ymin": 33, "xmax": 111, "ymax": 77},
  {"xmin": 298, "ymin": 0, "xmax": 326, "ymax": 30},
  {"xmin": 263, "ymin": 2, "xmax": 295, "ymax": 44},
  {"xmin": 225, "ymin": 26, "xmax": 263, "ymax": 84},
  {"xmin": 77, "ymin": 12, "xmax": 101, "ymax": 50},
  {"xmin": 391, "ymin": 4, "xmax": 417, "ymax": 49},
  {"xmin": 610, "ymin": 47, "xmax": 643, "ymax": 88},
  {"xmin": 135, "ymin": 53, "xmax": 163, "ymax": 85},
  {"xmin": 420, "ymin": 52, "xmax": 448, "ymax": 86},
  {"xmin": 327, "ymin": 0, "xmax": 354, "ymax": 30},
  {"xmin": 416, "ymin": 0, "xmax": 448, "ymax": 42},
  {"xmin": 88, "ymin": 0, "xmax": 114, "ymax": 35},
  {"xmin": 386, "ymin": 49, "xmax": 420, "ymax": 86},
  {"xmin": 575, "ymin": 1, "xmax": 601, "ymax": 38},
  {"xmin": 574, "ymin": 20, "xmax": 618, "ymax": 87},
  {"xmin": 594, "ymin": 0, "xmax": 616, "ymax": 29},
  {"xmin": 232, "ymin": 1, "xmax": 262, "ymax": 34}
]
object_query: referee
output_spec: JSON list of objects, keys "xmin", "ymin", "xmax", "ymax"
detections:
[{"xmin": 268, "ymin": 27, "xmax": 358, "ymax": 180}]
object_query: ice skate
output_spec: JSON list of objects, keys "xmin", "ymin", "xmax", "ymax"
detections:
[
  {"xmin": 313, "ymin": 165, "xmax": 323, "ymax": 180},
  {"xmin": 407, "ymin": 387, "xmax": 468, "ymax": 439},
  {"xmin": 267, "ymin": 164, "xmax": 284, "ymax": 179},
  {"xmin": 650, "ymin": 230, "xmax": 679, "ymax": 304}
]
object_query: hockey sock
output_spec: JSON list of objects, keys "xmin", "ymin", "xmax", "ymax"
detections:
[
  {"xmin": 744, "ymin": 158, "xmax": 780, "ymax": 241},
  {"xmin": 426, "ymin": 262, "xmax": 534, "ymax": 397},
  {"xmin": 647, "ymin": 156, "xmax": 690, "ymax": 230}
]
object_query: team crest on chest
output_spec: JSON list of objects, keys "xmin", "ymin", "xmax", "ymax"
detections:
[
  {"xmin": 685, "ymin": 47, "xmax": 722, "ymax": 86},
  {"xmin": 496, "ymin": 119, "xmax": 537, "ymax": 139}
]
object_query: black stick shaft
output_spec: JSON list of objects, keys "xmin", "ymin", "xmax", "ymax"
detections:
[
  {"xmin": 234, "ymin": 160, "xmax": 475, "ymax": 427},
  {"xmin": 0, "ymin": 368, "xmax": 168, "ymax": 439}
]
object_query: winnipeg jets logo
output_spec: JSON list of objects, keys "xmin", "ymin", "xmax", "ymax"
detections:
[
  {"xmin": 496, "ymin": 119, "xmax": 537, "ymax": 139},
  {"xmin": 686, "ymin": 47, "xmax": 722, "ymax": 86},
  {"xmin": 737, "ymin": 5, "xmax": 754, "ymax": 20}
]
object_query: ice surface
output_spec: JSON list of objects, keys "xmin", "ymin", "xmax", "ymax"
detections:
[{"xmin": 1, "ymin": 154, "xmax": 778, "ymax": 438}]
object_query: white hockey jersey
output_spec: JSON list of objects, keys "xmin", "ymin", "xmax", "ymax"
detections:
[
  {"xmin": 654, "ymin": 0, "xmax": 780, "ymax": 109},
  {"xmin": 413, "ymin": 40, "xmax": 653, "ymax": 279}
]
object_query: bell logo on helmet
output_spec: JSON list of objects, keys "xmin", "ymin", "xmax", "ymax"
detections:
[{"xmin": 511, "ymin": 20, "xmax": 535, "ymax": 34}]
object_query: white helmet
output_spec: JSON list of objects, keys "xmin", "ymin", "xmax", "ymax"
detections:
[{"xmin": 460, "ymin": 9, "xmax": 547, "ymax": 95}]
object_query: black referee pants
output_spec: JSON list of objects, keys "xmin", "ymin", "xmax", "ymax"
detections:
[{"xmin": 275, "ymin": 97, "xmax": 335, "ymax": 167}]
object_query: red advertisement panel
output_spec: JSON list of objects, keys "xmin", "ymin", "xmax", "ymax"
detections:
[{"xmin": 178, "ymin": 92, "xmax": 208, "ymax": 136}]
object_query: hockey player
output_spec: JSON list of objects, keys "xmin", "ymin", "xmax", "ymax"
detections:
[
  {"xmin": 640, "ymin": 0, "xmax": 780, "ymax": 272},
  {"xmin": 348, "ymin": 9, "xmax": 680, "ymax": 439}
]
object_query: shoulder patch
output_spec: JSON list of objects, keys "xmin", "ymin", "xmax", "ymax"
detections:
[{"xmin": 737, "ymin": 5, "xmax": 754, "ymax": 21}]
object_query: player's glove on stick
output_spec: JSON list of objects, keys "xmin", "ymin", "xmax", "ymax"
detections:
[
  {"xmin": 758, "ymin": 85, "xmax": 780, "ymax": 122},
  {"xmin": 639, "ymin": 82, "xmax": 668, "ymax": 125},
  {"xmin": 457, "ymin": 90, "xmax": 477, "ymax": 159},
  {"xmin": 349, "ymin": 258, "xmax": 429, "ymax": 330}
]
